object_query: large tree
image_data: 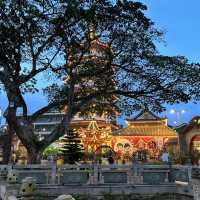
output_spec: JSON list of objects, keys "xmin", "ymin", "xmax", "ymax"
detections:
[{"xmin": 0, "ymin": 0, "xmax": 200, "ymax": 163}]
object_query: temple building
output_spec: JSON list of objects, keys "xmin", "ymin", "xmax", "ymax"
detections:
[
  {"xmin": 11, "ymin": 111, "xmax": 119, "ymax": 161},
  {"xmin": 9, "ymin": 109, "xmax": 200, "ymax": 164},
  {"xmin": 111, "ymin": 109, "xmax": 178, "ymax": 161},
  {"xmin": 8, "ymin": 108, "xmax": 179, "ymax": 163},
  {"xmin": 176, "ymin": 116, "xmax": 200, "ymax": 155}
]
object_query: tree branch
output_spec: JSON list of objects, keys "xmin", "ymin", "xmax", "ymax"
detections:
[
  {"xmin": 19, "ymin": 67, "xmax": 48, "ymax": 84},
  {"xmin": 29, "ymin": 99, "xmax": 68, "ymax": 123}
]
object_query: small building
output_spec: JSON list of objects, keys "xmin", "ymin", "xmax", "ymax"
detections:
[
  {"xmin": 177, "ymin": 116, "xmax": 200, "ymax": 155},
  {"xmin": 112, "ymin": 109, "xmax": 178, "ymax": 161}
]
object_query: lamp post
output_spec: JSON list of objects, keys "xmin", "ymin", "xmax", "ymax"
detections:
[
  {"xmin": 169, "ymin": 109, "xmax": 185, "ymax": 126},
  {"xmin": 0, "ymin": 108, "xmax": 2, "ymax": 126}
]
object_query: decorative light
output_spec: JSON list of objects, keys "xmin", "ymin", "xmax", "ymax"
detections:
[
  {"xmin": 181, "ymin": 109, "xmax": 185, "ymax": 114},
  {"xmin": 38, "ymin": 134, "xmax": 44, "ymax": 141},
  {"xmin": 169, "ymin": 109, "xmax": 186, "ymax": 125},
  {"xmin": 169, "ymin": 109, "xmax": 175, "ymax": 114},
  {"xmin": 78, "ymin": 120, "xmax": 112, "ymax": 153}
]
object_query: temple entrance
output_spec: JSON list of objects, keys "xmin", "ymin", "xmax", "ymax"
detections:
[
  {"xmin": 189, "ymin": 135, "xmax": 200, "ymax": 165},
  {"xmin": 135, "ymin": 149, "xmax": 148, "ymax": 161},
  {"xmin": 190, "ymin": 135, "xmax": 200, "ymax": 152},
  {"xmin": 95, "ymin": 145, "xmax": 115, "ymax": 156},
  {"xmin": 95, "ymin": 145, "xmax": 116, "ymax": 164},
  {"xmin": 147, "ymin": 140, "xmax": 159, "ymax": 160}
]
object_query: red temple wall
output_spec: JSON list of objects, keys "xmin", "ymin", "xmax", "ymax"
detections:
[{"xmin": 111, "ymin": 136, "xmax": 170, "ymax": 159}]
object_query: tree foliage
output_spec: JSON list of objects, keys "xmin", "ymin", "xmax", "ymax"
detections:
[
  {"xmin": 60, "ymin": 129, "xmax": 84, "ymax": 164},
  {"xmin": 0, "ymin": 0, "xmax": 200, "ymax": 162}
]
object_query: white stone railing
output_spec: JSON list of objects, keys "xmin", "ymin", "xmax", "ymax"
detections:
[
  {"xmin": 0, "ymin": 164, "xmax": 196, "ymax": 200},
  {"xmin": 0, "ymin": 163, "xmax": 191, "ymax": 185}
]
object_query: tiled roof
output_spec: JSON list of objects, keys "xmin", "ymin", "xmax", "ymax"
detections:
[
  {"xmin": 174, "ymin": 123, "xmax": 188, "ymax": 134},
  {"xmin": 133, "ymin": 110, "xmax": 161, "ymax": 120},
  {"xmin": 176, "ymin": 116, "xmax": 200, "ymax": 135},
  {"xmin": 113, "ymin": 121, "xmax": 177, "ymax": 137}
]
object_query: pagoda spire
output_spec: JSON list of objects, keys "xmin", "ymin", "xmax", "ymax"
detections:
[{"xmin": 89, "ymin": 22, "xmax": 97, "ymax": 40}]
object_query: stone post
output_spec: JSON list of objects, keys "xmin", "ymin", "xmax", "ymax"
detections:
[
  {"xmin": 51, "ymin": 164, "xmax": 57, "ymax": 184},
  {"xmin": 88, "ymin": 163, "xmax": 99, "ymax": 184},
  {"xmin": 127, "ymin": 170, "xmax": 134, "ymax": 184},
  {"xmin": 164, "ymin": 171, "xmax": 169, "ymax": 183},
  {"xmin": 191, "ymin": 167, "xmax": 200, "ymax": 200},
  {"xmin": 93, "ymin": 163, "xmax": 99, "ymax": 184},
  {"xmin": 2, "ymin": 170, "xmax": 19, "ymax": 200},
  {"xmin": 188, "ymin": 166, "xmax": 192, "ymax": 182},
  {"xmin": 192, "ymin": 179, "xmax": 200, "ymax": 200},
  {"xmin": 129, "ymin": 163, "xmax": 143, "ymax": 184}
]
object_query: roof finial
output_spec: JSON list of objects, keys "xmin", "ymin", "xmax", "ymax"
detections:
[
  {"xmin": 89, "ymin": 22, "xmax": 97, "ymax": 40},
  {"xmin": 143, "ymin": 103, "xmax": 149, "ymax": 112}
]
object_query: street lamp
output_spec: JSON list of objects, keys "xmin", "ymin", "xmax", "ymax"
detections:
[
  {"xmin": 0, "ymin": 108, "xmax": 2, "ymax": 126},
  {"xmin": 169, "ymin": 109, "xmax": 186, "ymax": 126}
]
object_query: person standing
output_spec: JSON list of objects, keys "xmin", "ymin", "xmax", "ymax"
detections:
[
  {"xmin": 11, "ymin": 151, "xmax": 16, "ymax": 164},
  {"xmin": 161, "ymin": 149, "xmax": 169, "ymax": 163},
  {"xmin": 161, "ymin": 148, "xmax": 172, "ymax": 182}
]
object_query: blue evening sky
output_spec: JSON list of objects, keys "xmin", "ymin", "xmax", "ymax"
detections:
[
  {"xmin": 137, "ymin": 0, "xmax": 200, "ymax": 125},
  {"xmin": 1, "ymin": 0, "xmax": 200, "ymax": 125}
]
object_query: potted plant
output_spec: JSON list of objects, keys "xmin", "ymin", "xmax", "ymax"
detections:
[{"xmin": 43, "ymin": 145, "xmax": 62, "ymax": 164}]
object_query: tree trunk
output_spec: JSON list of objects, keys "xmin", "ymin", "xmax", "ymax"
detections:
[
  {"xmin": 3, "ymin": 133, "xmax": 12, "ymax": 164},
  {"xmin": 27, "ymin": 147, "xmax": 43, "ymax": 164}
]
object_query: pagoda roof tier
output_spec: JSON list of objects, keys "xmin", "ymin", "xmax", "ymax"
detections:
[{"xmin": 113, "ymin": 121, "xmax": 177, "ymax": 137}]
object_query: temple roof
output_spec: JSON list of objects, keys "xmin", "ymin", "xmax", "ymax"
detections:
[
  {"xmin": 113, "ymin": 122, "xmax": 177, "ymax": 137},
  {"xmin": 176, "ymin": 116, "xmax": 200, "ymax": 135},
  {"xmin": 133, "ymin": 109, "xmax": 161, "ymax": 121},
  {"xmin": 114, "ymin": 109, "xmax": 177, "ymax": 137},
  {"xmin": 174, "ymin": 123, "xmax": 188, "ymax": 134}
]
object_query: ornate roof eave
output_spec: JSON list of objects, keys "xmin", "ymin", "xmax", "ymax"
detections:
[
  {"xmin": 90, "ymin": 39, "xmax": 110, "ymax": 49},
  {"xmin": 112, "ymin": 125, "xmax": 177, "ymax": 137},
  {"xmin": 127, "ymin": 120, "xmax": 166, "ymax": 125},
  {"xmin": 165, "ymin": 137, "xmax": 178, "ymax": 144},
  {"xmin": 71, "ymin": 119, "xmax": 120, "ymax": 130}
]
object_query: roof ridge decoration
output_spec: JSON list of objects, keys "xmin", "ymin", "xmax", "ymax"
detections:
[{"xmin": 133, "ymin": 108, "xmax": 161, "ymax": 121}]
